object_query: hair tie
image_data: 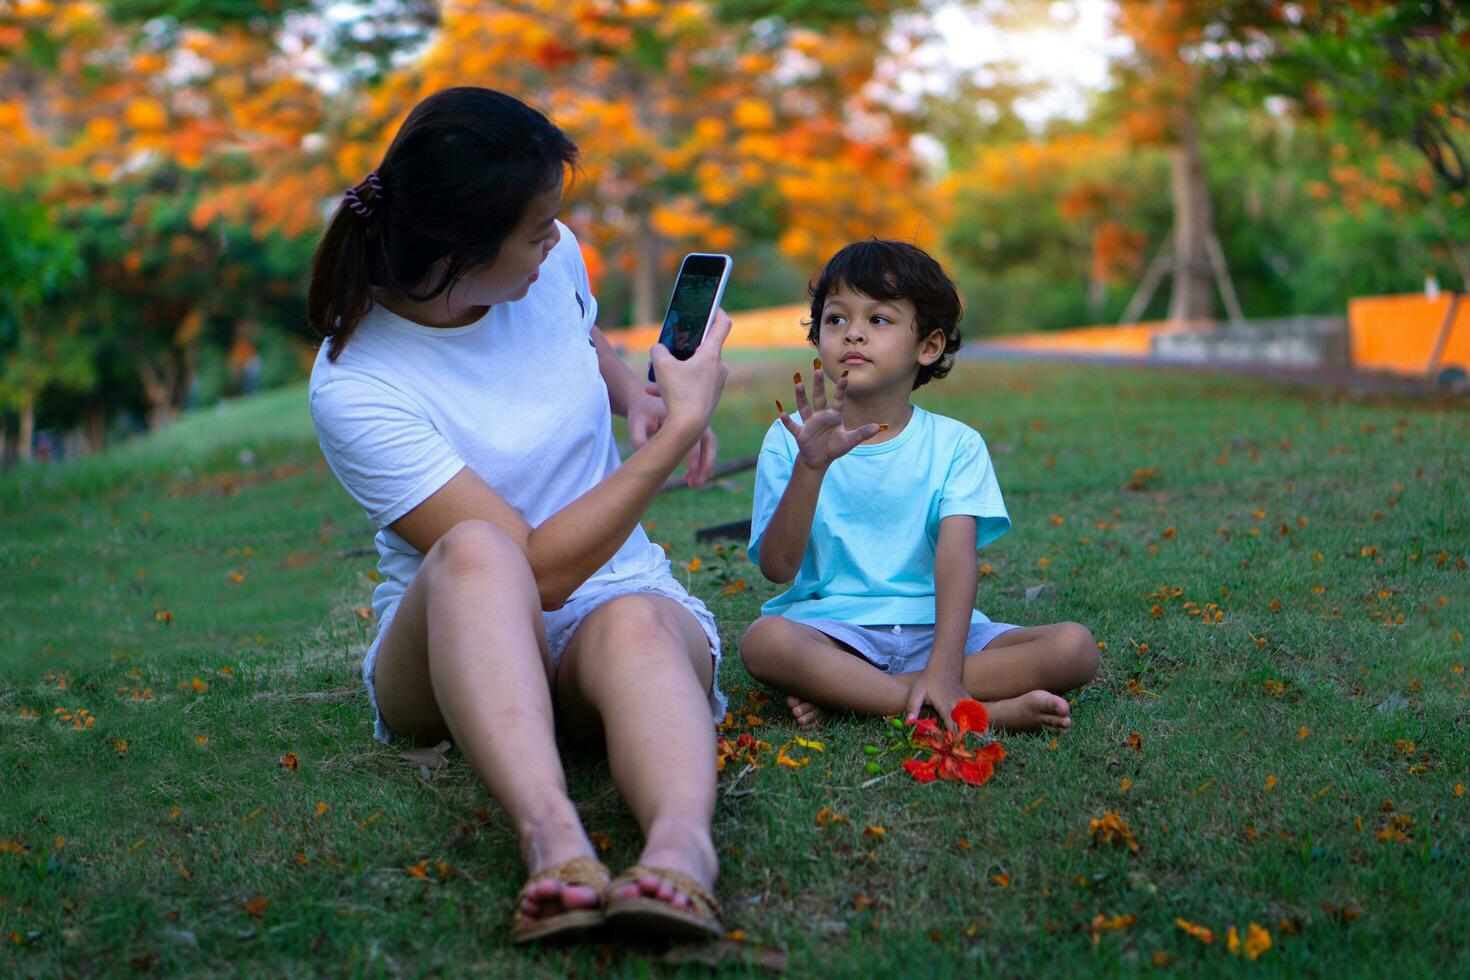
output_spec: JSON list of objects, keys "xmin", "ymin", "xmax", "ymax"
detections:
[{"xmin": 344, "ymin": 171, "xmax": 382, "ymax": 218}]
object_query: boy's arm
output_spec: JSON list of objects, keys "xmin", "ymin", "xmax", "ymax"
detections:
[
  {"xmin": 756, "ymin": 458, "xmax": 826, "ymax": 584},
  {"xmin": 904, "ymin": 515, "xmax": 979, "ymax": 725}
]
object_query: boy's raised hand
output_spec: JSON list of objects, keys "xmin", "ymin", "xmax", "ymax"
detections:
[{"xmin": 776, "ymin": 358, "xmax": 883, "ymax": 470}]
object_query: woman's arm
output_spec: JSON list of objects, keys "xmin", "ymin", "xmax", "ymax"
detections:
[
  {"xmin": 391, "ymin": 428, "xmax": 689, "ymax": 610},
  {"xmin": 591, "ymin": 326, "xmax": 642, "ymax": 417},
  {"xmin": 594, "ymin": 325, "xmax": 719, "ymax": 486},
  {"xmin": 391, "ymin": 314, "xmax": 732, "ymax": 610},
  {"xmin": 903, "ymin": 515, "xmax": 979, "ymax": 725}
]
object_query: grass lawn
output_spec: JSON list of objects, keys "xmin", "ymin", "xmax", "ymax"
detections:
[{"xmin": 2, "ymin": 359, "xmax": 1468, "ymax": 977}]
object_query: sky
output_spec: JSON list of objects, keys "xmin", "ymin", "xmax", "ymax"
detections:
[{"xmin": 906, "ymin": 0, "xmax": 1132, "ymax": 127}]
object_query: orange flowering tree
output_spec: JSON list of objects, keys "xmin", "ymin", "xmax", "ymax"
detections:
[
  {"xmin": 1256, "ymin": 1, "xmax": 1470, "ymax": 288},
  {"xmin": 0, "ymin": 0, "xmax": 333, "ymax": 429},
  {"xmin": 941, "ymin": 133, "xmax": 1164, "ymax": 330},
  {"xmin": 354, "ymin": 0, "xmax": 938, "ymax": 325},
  {"xmin": 2, "ymin": 0, "xmax": 947, "ymax": 440},
  {"xmin": 1105, "ymin": 1, "xmax": 1293, "ymax": 322},
  {"xmin": 1110, "ymin": 0, "xmax": 1470, "ymax": 308}
]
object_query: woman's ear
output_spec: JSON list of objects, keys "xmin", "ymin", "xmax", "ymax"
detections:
[{"xmin": 917, "ymin": 327, "xmax": 947, "ymax": 367}]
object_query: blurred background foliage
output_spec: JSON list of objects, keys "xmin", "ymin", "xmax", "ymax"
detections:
[{"xmin": 0, "ymin": 0, "xmax": 1465, "ymax": 458}]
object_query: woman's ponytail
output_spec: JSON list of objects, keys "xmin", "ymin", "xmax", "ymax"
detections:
[{"xmin": 307, "ymin": 178, "xmax": 381, "ymax": 361}]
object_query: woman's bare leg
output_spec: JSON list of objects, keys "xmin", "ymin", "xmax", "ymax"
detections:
[
  {"xmin": 371, "ymin": 520, "xmax": 598, "ymax": 921},
  {"xmin": 554, "ymin": 594, "xmax": 717, "ymax": 909}
]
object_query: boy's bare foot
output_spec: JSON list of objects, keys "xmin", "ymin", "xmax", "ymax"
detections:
[
  {"xmin": 786, "ymin": 694, "xmax": 827, "ymax": 728},
  {"xmin": 984, "ymin": 690, "xmax": 1072, "ymax": 732}
]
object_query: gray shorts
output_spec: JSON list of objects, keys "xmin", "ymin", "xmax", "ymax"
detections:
[
  {"xmin": 362, "ymin": 571, "xmax": 725, "ymax": 743},
  {"xmin": 796, "ymin": 619, "xmax": 1021, "ymax": 675}
]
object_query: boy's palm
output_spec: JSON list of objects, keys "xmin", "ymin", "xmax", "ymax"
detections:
[{"xmin": 778, "ymin": 363, "xmax": 883, "ymax": 468}]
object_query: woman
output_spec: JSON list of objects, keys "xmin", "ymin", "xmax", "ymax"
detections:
[{"xmin": 306, "ymin": 86, "xmax": 729, "ymax": 943}]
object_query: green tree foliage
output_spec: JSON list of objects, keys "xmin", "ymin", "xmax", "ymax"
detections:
[
  {"xmin": 1253, "ymin": 0, "xmax": 1470, "ymax": 286},
  {"xmin": 104, "ymin": 0, "xmax": 312, "ymax": 30},
  {"xmin": 0, "ymin": 194, "xmax": 91, "ymax": 459}
]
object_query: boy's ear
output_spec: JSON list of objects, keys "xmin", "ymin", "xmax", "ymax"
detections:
[{"xmin": 916, "ymin": 327, "xmax": 947, "ymax": 367}]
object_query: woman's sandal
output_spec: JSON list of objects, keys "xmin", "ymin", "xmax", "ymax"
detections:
[
  {"xmin": 511, "ymin": 856, "xmax": 612, "ymax": 945},
  {"xmin": 603, "ymin": 863, "xmax": 724, "ymax": 942}
]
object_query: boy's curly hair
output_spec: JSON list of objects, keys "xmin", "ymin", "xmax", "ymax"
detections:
[{"xmin": 805, "ymin": 240, "xmax": 963, "ymax": 389}]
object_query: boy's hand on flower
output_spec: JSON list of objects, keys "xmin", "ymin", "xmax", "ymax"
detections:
[
  {"xmin": 777, "ymin": 359, "xmax": 884, "ymax": 470},
  {"xmin": 905, "ymin": 669, "xmax": 971, "ymax": 731}
]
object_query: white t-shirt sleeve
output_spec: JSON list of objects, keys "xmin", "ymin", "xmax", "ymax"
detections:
[
  {"xmin": 938, "ymin": 430, "xmax": 1011, "ymax": 548},
  {"xmin": 561, "ymin": 222, "xmax": 599, "ymax": 334},
  {"xmin": 310, "ymin": 378, "xmax": 466, "ymax": 527},
  {"xmin": 748, "ymin": 421, "xmax": 796, "ymax": 566}
]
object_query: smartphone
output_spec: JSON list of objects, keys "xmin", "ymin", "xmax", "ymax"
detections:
[{"xmin": 647, "ymin": 253, "xmax": 733, "ymax": 382}]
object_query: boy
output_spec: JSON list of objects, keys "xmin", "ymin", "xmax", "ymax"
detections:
[{"xmin": 739, "ymin": 240, "xmax": 1099, "ymax": 731}]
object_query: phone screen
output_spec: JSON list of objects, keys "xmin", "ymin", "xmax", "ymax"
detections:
[{"xmin": 657, "ymin": 255, "xmax": 728, "ymax": 360}]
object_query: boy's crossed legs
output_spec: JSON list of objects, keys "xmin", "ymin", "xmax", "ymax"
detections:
[{"xmin": 739, "ymin": 617, "xmax": 1100, "ymax": 731}]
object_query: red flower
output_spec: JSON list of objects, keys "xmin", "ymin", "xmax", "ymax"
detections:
[
  {"xmin": 903, "ymin": 699, "xmax": 1005, "ymax": 786},
  {"xmin": 910, "ymin": 717, "xmax": 940, "ymax": 740},
  {"xmin": 952, "ymin": 699, "xmax": 989, "ymax": 737}
]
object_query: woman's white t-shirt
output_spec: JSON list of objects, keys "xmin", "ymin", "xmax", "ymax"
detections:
[{"xmin": 309, "ymin": 221, "xmax": 669, "ymax": 628}]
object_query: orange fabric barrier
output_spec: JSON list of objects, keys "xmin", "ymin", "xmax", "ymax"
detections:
[
  {"xmin": 1348, "ymin": 294, "xmax": 1470, "ymax": 376},
  {"xmin": 976, "ymin": 320, "xmax": 1185, "ymax": 357},
  {"xmin": 605, "ymin": 304, "xmax": 810, "ymax": 351},
  {"xmin": 607, "ymin": 307, "xmax": 1185, "ymax": 356}
]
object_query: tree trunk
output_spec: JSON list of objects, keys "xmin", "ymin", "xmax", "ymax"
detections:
[
  {"xmin": 1424, "ymin": 207, "xmax": 1470, "ymax": 292},
  {"xmin": 85, "ymin": 407, "xmax": 106, "ymax": 454},
  {"xmin": 182, "ymin": 343, "xmax": 199, "ymax": 412},
  {"xmin": 1447, "ymin": 240, "xmax": 1470, "ymax": 293},
  {"xmin": 631, "ymin": 210, "xmax": 659, "ymax": 327},
  {"xmin": 18, "ymin": 398, "xmax": 34, "ymax": 463},
  {"xmin": 135, "ymin": 355, "xmax": 179, "ymax": 429},
  {"xmin": 1168, "ymin": 110, "xmax": 1216, "ymax": 323},
  {"xmin": 1087, "ymin": 236, "xmax": 1107, "ymax": 319}
]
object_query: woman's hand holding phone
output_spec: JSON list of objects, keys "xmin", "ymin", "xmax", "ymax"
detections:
[{"xmin": 649, "ymin": 307, "xmax": 731, "ymax": 459}]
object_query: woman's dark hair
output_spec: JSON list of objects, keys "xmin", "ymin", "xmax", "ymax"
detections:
[
  {"xmin": 806, "ymin": 240, "xmax": 963, "ymax": 389},
  {"xmin": 308, "ymin": 87, "xmax": 579, "ymax": 360}
]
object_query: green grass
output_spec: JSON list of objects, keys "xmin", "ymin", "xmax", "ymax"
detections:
[{"xmin": 2, "ymin": 360, "xmax": 1468, "ymax": 977}]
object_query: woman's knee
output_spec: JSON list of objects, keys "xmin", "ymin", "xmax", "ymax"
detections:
[
  {"xmin": 425, "ymin": 519, "xmax": 530, "ymax": 581},
  {"xmin": 582, "ymin": 595, "xmax": 688, "ymax": 663}
]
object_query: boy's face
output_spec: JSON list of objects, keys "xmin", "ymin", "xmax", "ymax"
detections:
[{"xmin": 816, "ymin": 281, "xmax": 946, "ymax": 394}]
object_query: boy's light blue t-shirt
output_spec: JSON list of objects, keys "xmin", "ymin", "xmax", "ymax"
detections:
[{"xmin": 748, "ymin": 405, "xmax": 1010, "ymax": 625}]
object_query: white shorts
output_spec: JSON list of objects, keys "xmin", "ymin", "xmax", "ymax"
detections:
[{"xmin": 362, "ymin": 570, "xmax": 726, "ymax": 743}]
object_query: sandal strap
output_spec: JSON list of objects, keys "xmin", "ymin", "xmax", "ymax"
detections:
[
  {"xmin": 613, "ymin": 863, "xmax": 723, "ymax": 920},
  {"xmin": 512, "ymin": 857, "xmax": 611, "ymax": 930},
  {"xmin": 522, "ymin": 856, "xmax": 611, "ymax": 894}
]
